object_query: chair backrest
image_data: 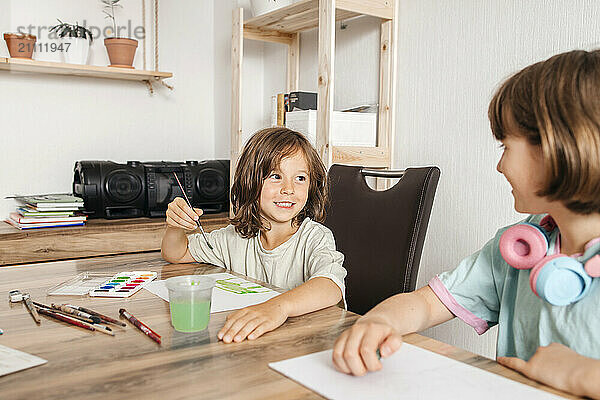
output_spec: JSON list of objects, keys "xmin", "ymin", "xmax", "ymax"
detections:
[{"xmin": 324, "ymin": 164, "xmax": 440, "ymax": 315}]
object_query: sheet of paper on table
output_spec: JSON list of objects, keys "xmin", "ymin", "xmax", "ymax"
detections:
[
  {"xmin": 268, "ymin": 343, "xmax": 566, "ymax": 400},
  {"xmin": 0, "ymin": 344, "xmax": 48, "ymax": 377},
  {"xmin": 144, "ymin": 272, "xmax": 281, "ymax": 313}
]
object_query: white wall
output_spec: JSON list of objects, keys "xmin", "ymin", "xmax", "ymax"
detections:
[
  {"xmin": 260, "ymin": 0, "xmax": 600, "ymax": 358},
  {"xmin": 0, "ymin": 0, "xmax": 218, "ymax": 217}
]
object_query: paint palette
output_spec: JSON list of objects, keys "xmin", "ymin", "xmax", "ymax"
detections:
[{"xmin": 89, "ymin": 271, "xmax": 158, "ymax": 298}]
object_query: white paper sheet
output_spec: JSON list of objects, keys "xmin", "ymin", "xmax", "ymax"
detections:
[
  {"xmin": 144, "ymin": 273, "xmax": 281, "ymax": 313},
  {"xmin": 0, "ymin": 344, "xmax": 47, "ymax": 377},
  {"xmin": 269, "ymin": 343, "xmax": 565, "ymax": 400}
]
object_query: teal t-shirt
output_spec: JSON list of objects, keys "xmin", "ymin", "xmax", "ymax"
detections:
[{"xmin": 429, "ymin": 214, "xmax": 600, "ymax": 360}]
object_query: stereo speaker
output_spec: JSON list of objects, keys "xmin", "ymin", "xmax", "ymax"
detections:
[{"xmin": 73, "ymin": 160, "xmax": 229, "ymax": 219}]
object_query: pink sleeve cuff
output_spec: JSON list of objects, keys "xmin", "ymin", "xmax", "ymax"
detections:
[{"xmin": 428, "ymin": 276, "xmax": 490, "ymax": 335}]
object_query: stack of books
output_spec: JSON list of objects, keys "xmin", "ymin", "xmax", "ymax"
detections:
[{"xmin": 5, "ymin": 194, "xmax": 87, "ymax": 230}]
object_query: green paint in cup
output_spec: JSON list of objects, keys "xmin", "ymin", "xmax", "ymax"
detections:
[
  {"xmin": 169, "ymin": 300, "xmax": 211, "ymax": 332},
  {"xmin": 165, "ymin": 275, "xmax": 215, "ymax": 333}
]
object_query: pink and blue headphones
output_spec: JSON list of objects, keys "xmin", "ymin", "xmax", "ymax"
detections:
[{"xmin": 499, "ymin": 216, "xmax": 600, "ymax": 306}]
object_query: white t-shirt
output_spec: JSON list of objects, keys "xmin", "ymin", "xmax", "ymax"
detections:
[{"xmin": 188, "ymin": 218, "xmax": 346, "ymax": 300}]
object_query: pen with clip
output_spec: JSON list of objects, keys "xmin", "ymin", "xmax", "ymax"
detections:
[
  {"xmin": 119, "ymin": 308, "xmax": 161, "ymax": 344},
  {"xmin": 172, "ymin": 172, "xmax": 213, "ymax": 250}
]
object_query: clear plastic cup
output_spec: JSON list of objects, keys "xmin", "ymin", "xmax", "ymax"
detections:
[{"xmin": 165, "ymin": 275, "xmax": 216, "ymax": 333}]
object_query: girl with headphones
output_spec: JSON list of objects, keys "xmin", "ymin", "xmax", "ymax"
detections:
[{"xmin": 332, "ymin": 49, "xmax": 600, "ymax": 399}]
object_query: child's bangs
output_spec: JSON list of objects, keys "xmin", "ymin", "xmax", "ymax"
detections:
[{"xmin": 268, "ymin": 141, "xmax": 309, "ymax": 174}]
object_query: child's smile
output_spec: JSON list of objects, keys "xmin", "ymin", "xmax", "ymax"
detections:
[{"xmin": 274, "ymin": 201, "xmax": 295, "ymax": 209}]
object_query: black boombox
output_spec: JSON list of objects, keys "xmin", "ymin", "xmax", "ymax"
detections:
[{"xmin": 73, "ymin": 160, "xmax": 230, "ymax": 219}]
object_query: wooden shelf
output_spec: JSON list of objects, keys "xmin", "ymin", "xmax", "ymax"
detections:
[
  {"xmin": 244, "ymin": 0, "xmax": 393, "ymax": 36},
  {"xmin": 232, "ymin": 0, "xmax": 397, "ymax": 177},
  {"xmin": 0, "ymin": 57, "xmax": 173, "ymax": 82},
  {"xmin": 0, "ymin": 212, "xmax": 229, "ymax": 266}
]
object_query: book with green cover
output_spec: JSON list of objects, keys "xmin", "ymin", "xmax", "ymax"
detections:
[
  {"xmin": 11, "ymin": 193, "xmax": 83, "ymax": 205},
  {"xmin": 17, "ymin": 207, "xmax": 74, "ymax": 217},
  {"xmin": 9, "ymin": 194, "xmax": 83, "ymax": 209}
]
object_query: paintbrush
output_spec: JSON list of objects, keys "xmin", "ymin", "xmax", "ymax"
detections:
[{"xmin": 172, "ymin": 172, "xmax": 213, "ymax": 249}]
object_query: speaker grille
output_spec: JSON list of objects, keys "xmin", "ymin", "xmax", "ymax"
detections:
[
  {"xmin": 196, "ymin": 168, "xmax": 227, "ymax": 199},
  {"xmin": 105, "ymin": 170, "xmax": 143, "ymax": 203}
]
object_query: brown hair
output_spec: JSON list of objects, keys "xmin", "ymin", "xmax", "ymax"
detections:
[
  {"xmin": 230, "ymin": 127, "xmax": 328, "ymax": 238},
  {"xmin": 488, "ymin": 49, "xmax": 600, "ymax": 214}
]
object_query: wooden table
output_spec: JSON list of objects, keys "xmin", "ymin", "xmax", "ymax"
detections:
[{"xmin": 0, "ymin": 253, "xmax": 575, "ymax": 399}]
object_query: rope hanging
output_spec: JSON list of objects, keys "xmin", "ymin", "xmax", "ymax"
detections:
[
  {"xmin": 142, "ymin": 0, "xmax": 146, "ymax": 71},
  {"xmin": 154, "ymin": 0, "xmax": 159, "ymax": 72},
  {"xmin": 142, "ymin": 0, "xmax": 173, "ymax": 93}
]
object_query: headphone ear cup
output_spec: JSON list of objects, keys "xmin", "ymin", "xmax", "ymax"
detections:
[
  {"xmin": 530, "ymin": 254, "xmax": 592, "ymax": 306},
  {"xmin": 584, "ymin": 255, "xmax": 600, "ymax": 278},
  {"xmin": 499, "ymin": 223, "xmax": 549, "ymax": 269}
]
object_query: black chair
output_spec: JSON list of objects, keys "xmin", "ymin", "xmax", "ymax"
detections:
[{"xmin": 324, "ymin": 164, "xmax": 440, "ymax": 315}]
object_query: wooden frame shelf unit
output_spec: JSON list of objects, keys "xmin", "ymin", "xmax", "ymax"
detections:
[
  {"xmin": 231, "ymin": 0, "xmax": 398, "ymax": 180},
  {"xmin": 0, "ymin": 57, "xmax": 173, "ymax": 83}
]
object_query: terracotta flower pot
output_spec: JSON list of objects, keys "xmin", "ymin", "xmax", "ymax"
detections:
[
  {"xmin": 3, "ymin": 33, "xmax": 37, "ymax": 59},
  {"xmin": 104, "ymin": 37, "xmax": 138, "ymax": 69}
]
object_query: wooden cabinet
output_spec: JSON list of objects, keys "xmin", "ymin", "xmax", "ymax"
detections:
[{"xmin": 0, "ymin": 213, "xmax": 229, "ymax": 266}]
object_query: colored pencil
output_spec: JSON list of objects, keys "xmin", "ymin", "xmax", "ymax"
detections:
[
  {"xmin": 0, "ymin": 328, "xmax": 3, "ymax": 335},
  {"xmin": 65, "ymin": 304, "xmax": 126, "ymax": 327},
  {"xmin": 119, "ymin": 308, "xmax": 161, "ymax": 344},
  {"xmin": 172, "ymin": 172, "xmax": 213, "ymax": 250}
]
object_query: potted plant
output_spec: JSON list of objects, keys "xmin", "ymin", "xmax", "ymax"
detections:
[
  {"xmin": 49, "ymin": 20, "xmax": 93, "ymax": 65},
  {"xmin": 101, "ymin": 0, "xmax": 138, "ymax": 68},
  {"xmin": 3, "ymin": 33, "xmax": 37, "ymax": 59}
]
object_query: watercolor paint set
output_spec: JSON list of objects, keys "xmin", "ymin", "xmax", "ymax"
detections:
[
  {"xmin": 89, "ymin": 271, "xmax": 158, "ymax": 298},
  {"xmin": 47, "ymin": 271, "xmax": 158, "ymax": 298}
]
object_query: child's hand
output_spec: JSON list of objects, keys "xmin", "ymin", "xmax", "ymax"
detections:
[
  {"xmin": 217, "ymin": 301, "xmax": 289, "ymax": 343},
  {"xmin": 165, "ymin": 197, "xmax": 203, "ymax": 231},
  {"xmin": 497, "ymin": 343, "xmax": 596, "ymax": 397},
  {"xmin": 332, "ymin": 317, "xmax": 403, "ymax": 376}
]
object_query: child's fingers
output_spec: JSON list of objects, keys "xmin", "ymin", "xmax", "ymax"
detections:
[
  {"xmin": 217, "ymin": 311, "xmax": 244, "ymax": 340},
  {"xmin": 359, "ymin": 331, "xmax": 386, "ymax": 372},
  {"xmin": 220, "ymin": 313, "xmax": 256, "ymax": 343},
  {"xmin": 497, "ymin": 356, "xmax": 529, "ymax": 375},
  {"xmin": 247, "ymin": 320, "xmax": 275, "ymax": 340},
  {"xmin": 166, "ymin": 210, "xmax": 197, "ymax": 230},
  {"xmin": 341, "ymin": 327, "xmax": 369, "ymax": 376},
  {"xmin": 233, "ymin": 318, "xmax": 263, "ymax": 342},
  {"xmin": 332, "ymin": 331, "xmax": 352, "ymax": 374},
  {"xmin": 193, "ymin": 208, "xmax": 204, "ymax": 218},
  {"xmin": 168, "ymin": 200, "xmax": 197, "ymax": 227},
  {"xmin": 379, "ymin": 333, "xmax": 403, "ymax": 358},
  {"xmin": 173, "ymin": 198, "xmax": 199, "ymax": 222}
]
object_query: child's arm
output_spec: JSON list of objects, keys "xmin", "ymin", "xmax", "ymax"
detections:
[
  {"xmin": 217, "ymin": 277, "xmax": 342, "ymax": 343},
  {"xmin": 161, "ymin": 197, "xmax": 202, "ymax": 263},
  {"xmin": 498, "ymin": 343, "xmax": 600, "ymax": 399},
  {"xmin": 332, "ymin": 285, "xmax": 454, "ymax": 376}
]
